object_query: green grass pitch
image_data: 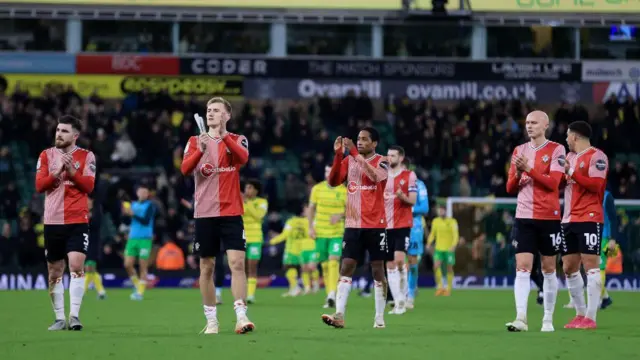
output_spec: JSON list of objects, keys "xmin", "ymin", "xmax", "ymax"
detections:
[{"xmin": 1, "ymin": 288, "xmax": 639, "ymax": 360}]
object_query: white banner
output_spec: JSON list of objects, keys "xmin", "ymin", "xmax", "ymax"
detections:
[{"xmin": 582, "ymin": 61, "xmax": 640, "ymax": 82}]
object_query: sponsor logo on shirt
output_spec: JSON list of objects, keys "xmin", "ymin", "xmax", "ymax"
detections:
[
  {"xmin": 347, "ymin": 181, "xmax": 377, "ymax": 194},
  {"xmin": 200, "ymin": 163, "xmax": 237, "ymax": 177}
]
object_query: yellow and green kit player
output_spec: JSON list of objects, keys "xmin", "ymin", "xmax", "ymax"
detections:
[
  {"xmin": 300, "ymin": 204, "xmax": 320, "ymax": 294},
  {"xmin": 427, "ymin": 204, "xmax": 459, "ymax": 296},
  {"xmin": 270, "ymin": 205, "xmax": 311, "ymax": 297},
  {"xmin": 308, "ymin": 166, "xmax": 347, "ymax": 308},
  {"xmin": 242, "ymin": 179, "xmax": 268, "ymax": 304}
]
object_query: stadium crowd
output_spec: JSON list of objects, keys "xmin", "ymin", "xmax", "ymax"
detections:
[{"xmin": 0, "ymin": 85, "xmax": 639, "ymax": 274}]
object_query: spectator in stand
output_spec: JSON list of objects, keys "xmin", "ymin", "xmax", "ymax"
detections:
[{"xmin": 0, "ymin": 223, "xmax": 16, "ymax": 267}]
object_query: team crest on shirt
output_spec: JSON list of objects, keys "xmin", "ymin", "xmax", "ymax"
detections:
[
  {"xmin": 580, "ymin": 162, "xmax": 585, "ymax": 169},
  {"xmin": 74, "ymin": 161, "xmax": 80, "ymax": 170},
  {"xmin": 542, "ymin": 155, "xmax": 549, "ymax": 163},
  {"xmin": 400, "ymin": 180, "xmax": 405, "ymax": 186}
]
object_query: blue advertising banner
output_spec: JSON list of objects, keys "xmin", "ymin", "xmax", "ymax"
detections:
[
  {"xmin": 0, "ymin": 53, "xmax": 75, "ymax": 74},
  {"xmin": 1, "ymin": 272, "xmax": 639, "ymax": 291}
]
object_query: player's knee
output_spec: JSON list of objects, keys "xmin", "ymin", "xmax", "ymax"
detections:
[
  {"xmin": 371, "ymin": 264, "xmax": 386, "ymax": 281},
  {"xmin": 446, "ymin": 265, "xmax": 454, "ymax": 272},
  {"xmin": 340, "ymin": 259, "xmax": 356, "ymax": 276},
  {"xmin": 228, "ymin": 257, "xmax": 245, "ymax": 273},
  {"xmin": 67, "ymin": 258, "xmax": 85, "ymax": 273},
  {"xmin": 48, "ymin": 264, "xmax": 64, "ymax": 279},
  {"xmin": 540, "ymin": 257, "xmax": 556, "ymax": 273},
  {"xmin": 394, "ymin": 257, "xmax": 405, "ymax": 267},
  {"xmin": 200, "ymin": 258, "xmax": 215, "ymax": 276},
  {"xmin": 515, "ymin": 256, "xmax": 533, "ymax": 271},
  {"xmin": 562, "ymin": 259, "xmax": 580, "ymax": 274},
  {"xmin": 580, "ymin": 255, "xmax": 599, "ymax": 271}
]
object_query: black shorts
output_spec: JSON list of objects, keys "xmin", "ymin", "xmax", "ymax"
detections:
[
  {"xmin": 386, "ymin": 227, "xmax": 411, "ymax": 259},
  {"xmin": 342, "ymin": 228, "xmax": 388, "ymax": 263},
  {"xmin": 511, "ymin": 219, "xmax": 562, "ymax": 256},
  {"xmin": 194, "ymin": 216, "xmax": 245, "ymax": 258},
  {"xmin": 561, "ymin": 222, "xmax": 602, "ymax": 256},
  {"xmin": 44, "ymin": 223, "xmax": 90, "ymax": 262}
]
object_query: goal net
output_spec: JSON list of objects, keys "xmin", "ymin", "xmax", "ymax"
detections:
[{"xmin": 443, "ymin": 197, "xmax": 640, "ymax": 291}]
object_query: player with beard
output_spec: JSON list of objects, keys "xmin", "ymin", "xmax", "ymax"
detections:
[
  {"xmin": 505, "ymin": 110, "xmax": 565, "ymax": 332},
  {"xmin": 181, "ymin": 97, "xmax": 253, "ymax": 335},
  {"xmin": 561, "ymin": 121, "xmax": 609, "ymax": 330},
  {"xmin": 383, "ymin": 146, "xmax": 417, "ymax": 315},
  {"xmin": 36, "ymin": 115, "xmax": 97, "ymax": 331},
  {"xmin": 321, "ymin": 127, "xmax": 389, "ymax": 329}
]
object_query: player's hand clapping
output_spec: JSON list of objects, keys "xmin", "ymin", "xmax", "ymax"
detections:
[
  {"xmin": 198, "ymin": 133, "xmax": 208, "ymax": 152},
  {"xmin": 342, "ymin": 138, "xmax": 355, "ymax": 153},
  {"xmin": 62, "ymin": 154, "xmax": 76, "ymax": 177},
  {"xmin": 330, "ymin": 214, "xmax": 342, "ymax": 225},
  {"xmin": 53, "ymin": 158, "xmax": 66, "ymax": 177},
  {"xmin": 513, "ymin": 155, "xmax": 530, "ymax": 172},
  {"xmin": 334, "ymin": 136, "xmax": 343, "ymax": 153},
  {"xmin": 564, "ymin": 158, "xmax": 571, "ymax": 174}
]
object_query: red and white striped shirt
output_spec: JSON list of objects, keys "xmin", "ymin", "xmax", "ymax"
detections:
[
  {"xmin": 328, "ymin": 150, "xmax": 388, "ymax": 229},
  {"xmin": 35, "ymin": 147, "xmax": 96, "ymax": 225},
  {"xmin": 181, "ymin": 133, "xmax": 249, "ymax": 218},
  {"xmin": 562, "ymin": 147, "xmax": 608, "ymax": 223},
  {"xmin": 506, "ymin": 140, "xmax": 565, "ymax": 220},
  {"xmin": 384, "ymin": 169, "xmax": 417, "ymax": 229}
]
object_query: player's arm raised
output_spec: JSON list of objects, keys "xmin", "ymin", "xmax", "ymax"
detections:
[
  {"xmin": 328, "ymin": 137, "xmax": 349, "ymax": 186},
  {"xmin": 506, "ymin": 149, "xmax": 521, "ymax": 194},
  {"xmin": 223, "ymin": 134, "xmax": 249, "ymax": 166},
  {"xmin": 181, "ymin": 136, "xmax": 205, "ymax": 176},
  {"xmin": 66, "ymin": 151, "xmax": 96, "ymax": 194},
  {"xmin": 568, "ymin": 151, "xmax": 608, "ymax": 192},
  {"xmin": 35, "ymin": 151, "xmax": 61, "ymax": 193},
  {"xmin": 524, "ymin": 145, "xmax": 566, "ymax": 191}
]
